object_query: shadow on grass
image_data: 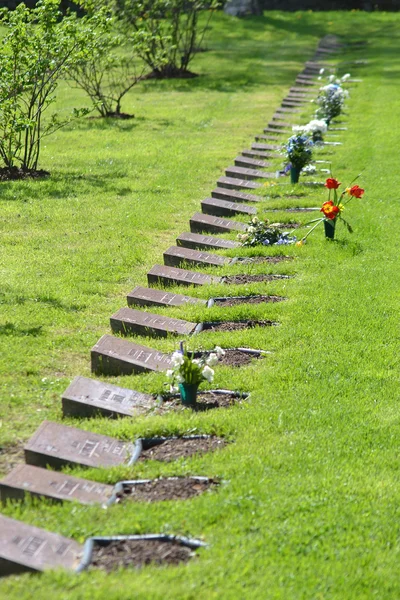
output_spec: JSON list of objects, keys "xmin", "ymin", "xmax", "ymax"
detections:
[
  {"xmin": 0, "ymin": 323, "xmax": 43, "ymax": 337},
  {"xmin": 0, "ymin": 169, "xmax": 134, "ymax": 201},
  {"xmin": 0, "ymin": 289, "xmax": 86, "ymax": 312}
]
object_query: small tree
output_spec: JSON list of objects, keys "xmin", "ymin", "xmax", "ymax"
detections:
[
  {"xmin": 116, "ymin": 0, "xmax": 222, "ymax": 79},
  {"xmin": 68, "ymin": 7, "xmax": 146, "ymax": 118},
  {"xmin": 0, "ymin": 0, "xmax": 93, "ymax": 174}
]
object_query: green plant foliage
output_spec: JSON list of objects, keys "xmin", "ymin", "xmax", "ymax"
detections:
[
  {"xmin": 0, "ymin": 0, "xmax": 96, "ymax": 172},
  {"xmin": 115, "ymin": 0, "xmax": 222, "ymax": 78},
  {"xmin": 69, "ymin": 4, "xmax": 146, "ymax": 117}
]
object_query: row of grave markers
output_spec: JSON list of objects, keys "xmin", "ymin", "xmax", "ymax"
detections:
[{"xmin": 0, "ymin": 35, "xmax": 359, "ymax": 576}]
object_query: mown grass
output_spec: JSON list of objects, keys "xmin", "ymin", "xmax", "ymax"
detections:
[{"xmin": 1, "ymin": 9, "xmax": 400, "ymax": 600}]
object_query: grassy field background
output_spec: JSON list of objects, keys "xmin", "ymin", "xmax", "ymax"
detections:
[{"xmin": 1, "ymin": 9, "xmax": 400, "ymax": 599}]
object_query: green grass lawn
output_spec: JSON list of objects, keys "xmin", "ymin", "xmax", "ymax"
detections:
[{"xmin": 1, "ymin": 9, "xmax": 400, "ymax": 599}]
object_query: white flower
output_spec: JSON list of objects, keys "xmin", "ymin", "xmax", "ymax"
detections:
[
  {"xmin": 305, "ymin": 119, "xmax": 327, "ymax": 134},
  {"xmin": 170, "ymin": 385, "xmax": 179, "ymax": 393},
  {"xmin": 176, "ymin": 373, "xmax": 184, "ymax": 383},
  {"xmin": 292, "ymin": 125, "xmax": 306, "ymax": 133},
  {"xmin": 171, "ymin": 351, "xmax": 184, "ymax": 367},
  {"xmin": 302, "ymin": 164, "xmax": 317, "ymax": 174},
  {"xmin": 319, "ymin": 68, "xmax": 325, "ymax": 75},
  {"xmin": 341, "ymin": 73, "xmax": 351, "ymax": 81},
  {"xmin": 214, "ymin": 346, "xmax": 225, "ymax": 358},
  {"xmin": 251, "ymin": 217, "xmax": 259, "ymax": 225},
  {"xmin": 206, "ymin": 353, "xmax": 219, "ymax": 367},
  {"xmin": 247, "ymin": 226, "xmax": 256, "ymax": 234},
  {"xmin": 166, "ymin": 369, "xmax": 174, "ymax": 380},
  {"xmin": 328, "ymin": 74, "xmax": 336, "ymax": 82},
  {"xmin": 192, "ymin": 358, "xmax": 202, "ymax": 366},
  {"xmin": 202, "ymin": 365, "xmax": 214, "ymax": 383}
]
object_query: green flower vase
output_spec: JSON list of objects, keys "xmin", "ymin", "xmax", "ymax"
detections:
[
  {"xmin": 290, "ymin": 166, "xmax": 301, "ymax": 184},
  {"xmin": 179, "ymin": 383, "xmax": 198, "ymax": 406},
  {"xmin": 324, "ymin": 219, "xmax": 336, "ymax": 240}
]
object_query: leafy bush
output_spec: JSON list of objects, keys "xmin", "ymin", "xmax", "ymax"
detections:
[
  {"xmin": 115, "ymin": 0, "xmax": 221, "ymax": 78},
  {"xmin": 69, "ymin": 4, "xmax": 146, "ymax": 117},
  {"xmin": 0, "ymin": 0, "xmax": 93, "ymax": 173}
]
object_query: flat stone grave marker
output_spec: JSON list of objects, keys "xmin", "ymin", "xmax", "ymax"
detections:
[
  {"xmin": 0, "ymin": 514, "xmax": 82, "ymax": 575},
  {"xmin": 294, "ymin": 73, "xmax": 315, "ymax": 80},
  {"xmin": 127, "ymin": 286, "xmax": 206, "ymax": 308},
  {"xmin": 262, "ymin": 127, "xmax": 288, "ymax": 135},
  {"xmin": 211, "ymin": 186, "xmax": 261, "ymax": 203},
  {"xmin": 289, "ymin": 87, "xmax": 316, "ymax": 94},
  {"xmin": 92, "ymin": 334, "xmax": 173, "ymax": 376},
  {"xmin": 190, "ymin": 212, "xmax": 247, "ymax": 234},
  {"xmin": 242, "ymin": 148, "xmax": 281, "ymax": 159},
  {"xmin": 176, "ymin": 232, "xmax": 240, "ymax": 251},
  {"xmin": 225, "ymin": 165, "xmax": 276, "ymax": 181},
  {"xmin": 148, "ymin": 264, "xmax": 222, "ymax": 288},
  {"xmin": 201, "ymin": 197, "xmax": 256, "ymax": 218},
  {"xmin": 24, "ymin": 421, "xmax": 135, "ymax": 470},
  {"xmin": 110, "ymin": 307, "xmax": 197, "ymax": 338},
  {"xmin": 268, "ymin": 121, "xmax": 293, "ymax": 129},
  {"xmin": 284, "ymin": 96, "xmax": 309, "ymax": 103},
  {"xmin": 252, "ymin": 142, "xmax": 280, "ymax": 152},
  {"xmin": 234, "ymin": 155, "xmax": 272, "ymax": 169},
  {"xmin": 275, "ymin": 106, "xmax": 300, "ymax": 114},
  {"xmin": 255, "ymin": 133, "xmax": 282, "ymax": 142},
  {"xmin": 294, "ymin": 79, "xmax": 317, "ymax": 87},
  {"xmin": 282, "ymin": 99, "xmax": 305, "ymax": 108},
  {"xmin": 287, "ymin": 93, "xmax": 313, "ymax": 100},
  {"xmin": 62, "ymin": 375, "xmax": 156, "ymax": 418},
  {"xmin": 164, "ymin": 245, "xmax": 229, "ymax": 268},
  {"xmin": 217, "ymin": 176, "xmax": 263, "ymax": 191},
  {"xmin": 0, "ymin": 464, "xmax": 113, "ymax": 505}
]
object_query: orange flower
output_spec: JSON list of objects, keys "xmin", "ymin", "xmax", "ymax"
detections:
[
  {"xmin": 320, "ymin": 200, "xmax": 340, "ymax": 220},
  {"xmin": 346, "ymin": 185, "xmax": 365, "ymax": 198},
  {"xmin": 325, "ymin": 178, "xmax": 341, "ymax": 189}
]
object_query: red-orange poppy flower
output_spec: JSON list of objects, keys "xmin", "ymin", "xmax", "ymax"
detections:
[
  {"xmin": 325, "ymin": 178, "xmax": 341, "ymax": 189},
  {"xmin": 346, "ymin": 185, "xmax": 364, "ymax": 198},
  {"xmin": 320, "ymin": 200, "xmax": 340, "ymax": 220}
]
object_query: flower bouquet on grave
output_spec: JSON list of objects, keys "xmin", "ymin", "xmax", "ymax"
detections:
[
  {"xmin": 314, "ymin": 75, "xmax": 350, "ymax": 125},
  {"xmin": 296, "ymin": 175, "xmax": 365, "ymax": 244},
  {"xmin": 237, "ymin": 216, "xmax": 296, "ymax": 247},
  {"xmin": 292, "ymin": 119, "xmax": 328, "ymax": 144},
  {"xmin": 282, "ymin": 134, "xmax": 313, "ymax": 184},
  {"xmin": 166, "ymin": 342, "xmax": 225, "ymax": 406}
]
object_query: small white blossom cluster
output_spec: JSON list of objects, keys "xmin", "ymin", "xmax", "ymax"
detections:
[
  {"xmin": 301, "ymin": 164, "xmax": 317, "ymax": 175},
  {"xmin": 318, "ymin": 69, "xmax": 351, "ymax": 84},
  {"xmin": 320, "ymin": 83, "xmax": 349, "ymax": 99},
  {"xmin": 166, "ymin": 345, "xmax": 225, "ymax": 391},
  {"xmin": 292, "ymin": 119, "xmax": 328, "ymax": 136}
]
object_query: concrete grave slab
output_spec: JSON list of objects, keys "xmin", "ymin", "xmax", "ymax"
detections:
[
  {"xmin": 217, "ymin": 176, "xmax": 263, "ymax": 191},
  {"xmin": 211, "ymin": 186, "xmax": 261, "ymax": 203},
  {"xmin": 110, "ymin": 307, "xmax": 197, "ymax": 338},
  {"xmin": 0, "ymin": 514, "xmax": 82, "ymax": 576},
  {"xmin": 234, "ymin": 155, "xmax": 272, "ymax": 169},
  {"xmin": 62, "ymin": 375, "xmax": 156, "ymax": 418},
  {"xmin": 24, "ymin": 421, "xmax": 134, "ymax": 470},
  {"xmin": 148, "ymin": 264, "xmax": 222, "ymax": 288},
  {"xmin": 190, "ymin": 212, "xmax": 247, "ymax": 234},
  {"xmin": 0, "ymin": 464, "xmax": 113, "ymax": 505},
  {"xmin": 92, "ymin": 335, "xmax": 173, "ymax": 376},
  {"xmin": 201, "ymin": 197, "xmax": 257, "ymax": 218},
  {"xmin": 176, "ymin": 232, "xmax": 240, "ymax": 251},
  {"xmin": 127, "ymin": 286, "xmax": 206, "ymax": 308},
  {"xmin": 164, "ymin": 245, "xmax": 229, "ymax": 268}
]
